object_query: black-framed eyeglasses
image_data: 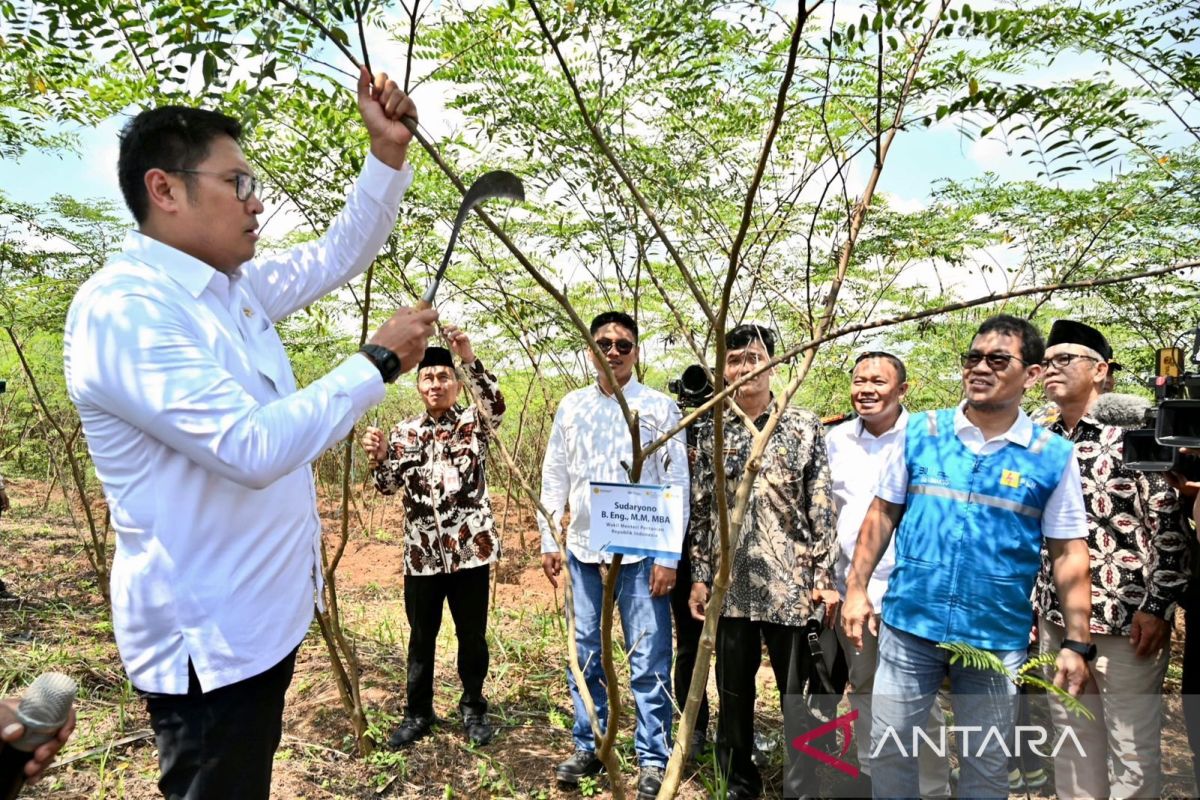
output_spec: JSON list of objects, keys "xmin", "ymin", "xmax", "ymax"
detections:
[
  {"xmin": 165, "ymin": 169, "xmax": 261, "ymax": 202},
  {"xmin": 595, "ymin": 338, "xmax": 635, "ymax": 355},
  {"xmin": 1040, "ymin": 353, "xmax": 1099, "ymax": 371},
  {"xmin": 960, "ymin": 351, "xmax": 1026, "ymax": 371}
]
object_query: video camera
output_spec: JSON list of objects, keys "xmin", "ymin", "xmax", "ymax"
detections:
[
  {"xmin": 668, "ymin": 364, "xmax": 714, "ymax": 408},
  {"xmin": 1122, "ymin": 333, "xmax": 1200, "ymax": 480}
]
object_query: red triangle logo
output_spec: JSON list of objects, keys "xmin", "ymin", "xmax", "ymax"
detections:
[{"xmin": 789, "ymin": 709, "xmax": 860, "ymax": 777}]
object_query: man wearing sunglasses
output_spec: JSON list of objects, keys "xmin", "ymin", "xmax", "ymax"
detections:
[
  {"xmin": 842, "ymin": 314, "xmax": 1093, "ymax": 799},
  {"xmin": 539, "ymin": 311, "xmax": 690, "ymax": 800},
  {"xmin": 1032, "ymin": 319, "xmax": 1187, "ymax": 799},
  {"xmin": 63, "ymin": 68, "xmax": 437, "ymax": 798}
]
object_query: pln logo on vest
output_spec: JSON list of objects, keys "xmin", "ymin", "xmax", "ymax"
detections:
[{"xmin": 1000, "ymin": 469, "xmax": 1022, "ymax": 489}]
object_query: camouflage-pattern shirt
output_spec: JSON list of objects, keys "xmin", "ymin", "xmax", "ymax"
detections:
[
  {"xmin": 1034, "ymin": 413, "xmax": 1189, "ymax": 634},
  {"xmin": 689, "ymin": 403, "xmax": 837, "ymax": 626},
  {"xmin": 372, "ymin": 359, "xmax": 505, "ymax": 576}
]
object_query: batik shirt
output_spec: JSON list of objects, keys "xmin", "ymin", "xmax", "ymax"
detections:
[
  {"xmin": 1034, "ymin": 413, "xmax": 1189, "ymax": 635},
  {"xmin": 372, "ymin": 359, "xmax": 505, "ymax": 576},
  {"xmin": 689, "ymin": 403, "xmax": 837, "ymax": 626}
]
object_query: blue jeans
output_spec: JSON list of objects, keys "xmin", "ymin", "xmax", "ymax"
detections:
[
  {"xmin": 567, "ymin": 554, "xmax": 674, "ymax": 767},
  {"xmin": 871, "ymin": 623, "xmax": 1023, "ymax": 800}
]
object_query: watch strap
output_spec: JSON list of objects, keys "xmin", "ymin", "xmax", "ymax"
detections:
[
  {"xmin": 1060, "ymin": 638, "xmax": 1097, "ymax": 662},
  {"xmin": 359, "ymin": 344, "xmax": 403, "ymax": 384}
]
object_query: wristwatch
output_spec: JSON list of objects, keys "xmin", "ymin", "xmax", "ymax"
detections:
[
  {"xmin": 359, "ymin": 344, "xmax": 403, "ymax": 384},
  {"xmin": 1059, "ymin": 638, "xmax": 1097, "ymax": 662}
]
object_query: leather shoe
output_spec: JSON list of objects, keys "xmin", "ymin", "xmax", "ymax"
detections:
[
  {"xmin": 464, "ymin": 713, "xmax": 495, "ymax": 746},
  {"xmin": 387, "ymin": 715, "xmax": 432, "ymax": 748},
  {"xmin": 555, "ymin": 749, "xmax": 603, "ymax": 785},
  {"xmin": 637, "ymin": 765, "xmax": 664, "ymax": 800}
]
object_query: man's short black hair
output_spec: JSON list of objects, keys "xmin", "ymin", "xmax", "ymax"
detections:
[
  {"xmin": 589, "ymin": 311, "xmax": 638, "ymax": 342},
  {"xmin": 975, "ymin": 314, "xmax": 1045, "ymax": 366},
  {"xmin": 118, "ymin": 106, "xmax": 243, "ymax": 224},
  {"xmin": 854, "ymin": 351, "xmax": 907, "ymax": 384},
  {"xmin": 726, "ymin": 324, "xmax": 775, "ymax": 356}
]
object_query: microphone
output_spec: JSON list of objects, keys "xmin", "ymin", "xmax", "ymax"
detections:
[
  {"xmin": 1091, "ymin": 392, "xmax": 1151, "ymax": 429},
  {"xmin": 0, "ymin": 672, "xmax": 76, "ymax": 800}
]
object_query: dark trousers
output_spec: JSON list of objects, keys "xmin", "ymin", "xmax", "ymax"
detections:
[
  {"xmin": 404, "ymin": 563, "xmax": 490, "ymax": 718},
  {"xmin": 670, "ymin": 543, "xmax": 710, "ymax": 737},
  {"xmin": 141, "ymin": 646, "xmax": 298, "ymax": 800},
  {"xmin": 716, "ymin": 616, "xmax": 817, "ymax": 797},
  {"xmin": 1184, "ymin": 573, "xmax": 1200, "ymax": 790}
]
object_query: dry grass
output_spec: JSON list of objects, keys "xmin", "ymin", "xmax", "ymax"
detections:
[{"xmin": 3, "ymin": 476, "xmax": 1198, "ymax": 798}]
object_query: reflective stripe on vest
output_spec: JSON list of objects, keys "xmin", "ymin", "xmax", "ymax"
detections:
[{"xmin": 907, "ymin": 483, "xmax": 1043, "ymax": 518}]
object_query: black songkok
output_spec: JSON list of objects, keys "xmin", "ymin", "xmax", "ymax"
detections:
[
  {"xmin": 418, "ymin": 346, "xmax": 454, "ymax": 371},
  {"xmin": 1046, "ymin": 320, "xmax": 1111, "ymax": 361}
]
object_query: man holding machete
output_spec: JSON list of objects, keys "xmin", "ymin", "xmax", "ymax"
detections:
[{"xmin": 64, "ymin": 67, "xmax": 437, "ymax": 798}]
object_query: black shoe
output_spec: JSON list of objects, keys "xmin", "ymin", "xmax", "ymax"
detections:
[
  {"xmin": 464, "ymin": 713, "xmax": 494, "ymax": 746},
  {"xmin": 555, "ymin": 749, "xmax": 603, "ymax": 785},
  {"xmin": 726, "ymin": 789, "xmax": 761, "ymax": 800},
  {"xmin": 637, "ymin": 765, "xmax": 664, "ymax": 800},
  {"xmin": 387, "ymin": 715, "xmax": 432, "ymax": 748},
  {"xmin": 685, "ymin": 729, "xmax": 709, "ymax": 765}
]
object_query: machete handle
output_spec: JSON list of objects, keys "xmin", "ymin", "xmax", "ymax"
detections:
[{"xmin": 414, "ymin": 299, "xmax": 433, "ymax": 311}]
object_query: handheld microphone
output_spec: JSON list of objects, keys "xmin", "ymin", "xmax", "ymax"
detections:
[{"xmin": 0, "ymin": 672, "xmax": 76, "ymax": 800}]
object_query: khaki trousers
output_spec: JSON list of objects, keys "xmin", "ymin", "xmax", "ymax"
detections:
[{"xmin": 1040, "ymin": 617, "xmax": 1170, "ymax": 799}]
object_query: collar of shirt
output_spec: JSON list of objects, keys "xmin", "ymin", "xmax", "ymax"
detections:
[
  {"xmin": 421, "ymin": 404, "xmax": 464, "ymax": 428},
  {"xmin": 953, "ymin": 401, "xmax": 1034, "ymax": 449},
  {"xmin": 122, "ymin": 229, "xmax": 245, "ymax": 305},
  {"xmin": 853, "ymin": 408, "xmax": 909, "ymax": 441},
  {"xmin": 592, "ymin": 376, "xmax": 644, "ymax": 400},
  {"xmin": 1050, "ymin": 412, "xmax": 1102, "ymax": 440},
  {"xmin": 722, "ymin": 393, "xmax": 775, "ymax": 428}
]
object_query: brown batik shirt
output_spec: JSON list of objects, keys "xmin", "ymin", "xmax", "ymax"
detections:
[
  {"xmin": 1034, "ymin": 413, "xmax": 1189, "ymax": 635},
  {"xmin": 689, "ymin": 403, "xmax": 837, "ymax": 626},
  {"xmin": 372, "ymin": 359, "xmax": 505, "ymax": 576}
]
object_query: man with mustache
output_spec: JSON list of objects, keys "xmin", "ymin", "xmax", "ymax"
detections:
[
  {"xmin": 1034, "ymin": 319, "xmax": 1187, "ymax": 798},
  {"xmin": 843, "ymin": 314, "xmax": 1093, "ymax": 799}
]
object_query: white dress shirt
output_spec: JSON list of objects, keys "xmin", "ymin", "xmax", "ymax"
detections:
[
  {"xmin": 538, "ymin": 379, "xmax": 690, "ymax": 568},
  {"xmin": 876, "ymin": 403, "xmax": 1087, "ymax": 539},
  {"xmin": 64, "ymin": 155, "xmax": 412, "ymax": 694},
  {"xmin": 826, "ymin": 410, "xmax": 908, "ymax": 608}
]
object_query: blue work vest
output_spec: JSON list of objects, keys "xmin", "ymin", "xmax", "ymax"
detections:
[{"xmin": 881, "ymin": 408, "xmax": 1073, "ymax": 651}]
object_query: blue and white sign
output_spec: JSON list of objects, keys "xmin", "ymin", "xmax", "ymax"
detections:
[{"xmin": 588, "ymin": 481, "xmax": 685, "ymax": 560}]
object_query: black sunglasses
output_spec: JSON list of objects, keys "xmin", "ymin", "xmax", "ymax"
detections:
[
  {"xmin": 595, "ymin": 338, "xmax": 635, "ymax": 355},
  {"xmin": 960, "ymin": 351, "xmax": 1027, "ymax": 371}
]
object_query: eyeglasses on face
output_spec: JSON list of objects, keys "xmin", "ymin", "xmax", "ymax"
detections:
[
  {"xmin": 1040, "ymin": 353, "xmax": 1098, "ymax": 371},
  {"xmin": 727, "ymin": 351, "xmax": 769, "ymax": 368},
  {"xmin": 595, "ymin": 338, "xmax": 635, "ymax": 355},
  {"xmin": 165, "ymin": 169, "xmax": 261, "ymax": 202},
  {"xmin": 960, "ymin": 351, "xmax": 1026, "ymax": 371}
]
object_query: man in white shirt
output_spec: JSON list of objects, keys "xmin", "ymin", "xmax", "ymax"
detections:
[
  {"xmin": 63, "ymin": 68, "xmax": 437, "ymax": 799},
  {"xmin": 826, "ymin": 351, "xmax": 949, "ymax": 797},
  {"xmin": 842, "ymin": 315, "xmax": 1093, "ymax": 799},
  {"xmin": 538, "ymin": 311, "xmax": 689, "ymax": 800}
]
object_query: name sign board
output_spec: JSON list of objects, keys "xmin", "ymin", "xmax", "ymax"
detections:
[{"xmin": 588, "ymin": 481, "xmax": 685, "ymax": 560}]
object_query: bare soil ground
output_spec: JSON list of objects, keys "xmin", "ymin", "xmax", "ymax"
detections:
[{"xmin": 1, "ymin": 477, "xmax": 1198, "ymax": 798}]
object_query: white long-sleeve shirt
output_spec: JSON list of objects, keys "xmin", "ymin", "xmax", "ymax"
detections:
[
  {"xmin": 538, "ymin": 379, "xmax": 690, "ymax": 568},
  {"xmin": 64, "ymin": 155, "xmax": 411, "ymax": 694}
]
